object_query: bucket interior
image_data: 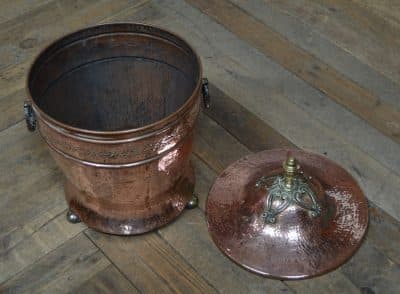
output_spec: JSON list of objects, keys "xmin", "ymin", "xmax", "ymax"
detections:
[{"xmin": 28, "ymin": 24, "xmax": 200, "ymax": 131}]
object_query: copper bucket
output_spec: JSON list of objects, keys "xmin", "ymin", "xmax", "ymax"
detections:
[{"xmin": 24, "ymin": 23, "xmax": 209, "ymax": 235}]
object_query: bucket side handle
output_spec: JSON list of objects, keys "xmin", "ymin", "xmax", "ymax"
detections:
[
  {"xmin": 202, "ymin": 78, "xmax": 211, "ymax": 109},
  {"xmin": 23, "ymin": 101, "xmax": 37, "ymax": 131}
]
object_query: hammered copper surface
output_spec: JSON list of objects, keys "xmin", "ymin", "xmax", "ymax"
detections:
[
  {"xmin": 26, "ymin": 23, "xmax": 202, "ymax": 235},
  {"xmin": 206, "ymin": 149, "xmax": 369, "ymax": 279}
]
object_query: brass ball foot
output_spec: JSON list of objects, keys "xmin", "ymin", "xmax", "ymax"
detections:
[
  {"xmin": 186, "ymin": 194, "xmax": 199, "ymax": 209},
  {"xmin": 66, "ymin": 210, "xmax": 81, "ymax": 224}
]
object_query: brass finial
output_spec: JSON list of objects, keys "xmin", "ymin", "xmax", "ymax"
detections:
[{"xmin": 283, "ymin": 156, "xmax": 298, "ymax": 190}]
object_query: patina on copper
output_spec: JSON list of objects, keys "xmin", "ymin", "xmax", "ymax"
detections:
[
  {"xmin": 206, "ymin": 149, "xmax": 369, "ymax": 279},
  {"xmin": 25, "ymin": 23, "xmax": 204, "ymax": 235}
]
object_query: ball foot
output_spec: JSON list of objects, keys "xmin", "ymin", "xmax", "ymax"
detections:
[
  {"xmin": 66, "ymin": 210, "xmax": 81, "ymax": 224},
  {"xmin": 186, "ymin": 194, "xmax": 199, "ymax": 209}
]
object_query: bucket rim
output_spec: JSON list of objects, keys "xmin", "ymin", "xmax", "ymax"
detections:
[{"xmin": 26, "ymin": 22, "xmax": 203, "ymax": 137}]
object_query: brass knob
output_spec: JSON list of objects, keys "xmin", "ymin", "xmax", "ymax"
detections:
[{"xmin": 283, "ymin": 156, "xmax": 298, "ymax": 190}]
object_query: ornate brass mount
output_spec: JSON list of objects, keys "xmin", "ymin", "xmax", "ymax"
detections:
[{"xmin": 255, "ymin": 156, "xmax": 321, "ymax": 223}]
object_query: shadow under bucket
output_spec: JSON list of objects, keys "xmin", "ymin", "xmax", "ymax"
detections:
[{"xmin": 25, "ymin": 23, "xmax": 208, "ymax": 235}]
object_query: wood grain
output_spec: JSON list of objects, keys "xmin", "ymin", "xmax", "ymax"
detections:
[
  {"xmin": 204, "ymin": 57, "xmax": 400, "ymax": 222},
  {"xmin": 159, "ymin": 208, "xmax": 293, "ymax": 293},
  {"xmin": 353, "ymin": 0, "xmax": 400, "ymax": 29},
  {"xmin": 74, "ymin": 265, "xmax": 140, "ymax": 294},
  {"xmin": 0, "ymin": 122, "xmax": 65, "ymax": 234},
  {"xmin": 194, "ymin": 113, "xmax": 250, "ymax": 173},
  {"xmin": 264, "ymin": 0, "xmax": 400, "ymax": 86},
  {"xmin": 0, "ymin": 234, "xmax": 110, "ymax": 294},
  {"xmin": 0, "ymin": 89, "xmax": 25, "ymax": 131},
  {"xmin": 231, "ymin": 0, "xmax": 400, "ymax": 111},
  {"xmin": 230, "ymin": 0, "xmax": 400, "ymax": 179},
  {"xmin": 341, "ymin": 241, "xmax": 400, "ymax": 294},
  {"xmin": 367, "ymin": 204, "xmax": 400, "ymax": 265},
  {"xmin": 84, "ymin": 230, "xmax": 173, "ymax": 293},
  {"xmin": 85, "ymin": 229, "xmax": 217, "ymax": 293},
  {"xmin": 206, "ymin": 84, "xmax": 295, "ymax": 151},
  {"xmin": 185, "ymin": 0, "xmax": 400, "ymax": 146},
  {"xmin": 0, "ymin": 0, "xmax": 149, "ymax": 103},
  {"xmin": 0, "ymin": 0, "xmax": 52, "ymax": 24},
  {"xmin": 0, "ymin": 209, "xmax": 85, "ymax": 284}
]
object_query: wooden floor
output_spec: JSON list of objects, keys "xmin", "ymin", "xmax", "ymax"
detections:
[{"xmin": 1, "ymin": 0, "xmax": 400, "ymax": 293}]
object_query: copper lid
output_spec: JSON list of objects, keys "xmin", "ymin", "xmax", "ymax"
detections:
[{"xmin": 206, "ymin": 149, "xmax": 368, "ymax": 279}]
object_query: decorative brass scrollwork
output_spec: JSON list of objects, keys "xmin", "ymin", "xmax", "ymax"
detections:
[{"xmin": 255, "ymin": 156, "xmax": 321, "ymax": 223}]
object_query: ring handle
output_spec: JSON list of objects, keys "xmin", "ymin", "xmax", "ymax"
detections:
[
  {"xmin": 23, "ymin": 101, "xmax": 36, "ymax": 131},
  {"xmin": 202, "ymin": 78, "xmax": 211, "ymax": 109}
]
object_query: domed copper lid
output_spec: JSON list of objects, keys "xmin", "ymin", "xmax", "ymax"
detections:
[{"xmin": 206, "ymin": 149, "xmax": 368, "ymax": 279}]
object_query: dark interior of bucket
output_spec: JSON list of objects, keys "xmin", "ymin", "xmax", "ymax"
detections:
[{"xmin": 28, "ymin": 25, "xmax": 200, "ymax": 131}]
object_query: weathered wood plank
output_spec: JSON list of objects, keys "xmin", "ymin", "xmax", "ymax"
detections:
[
  {"xmin": 0, "ymin": 208, "xmax": 86, "ymax": 284},
  {"xmin": 264, "ymin": 0, "xmax": 400, "ymax": 86},
  {"xmin": 0, "ymin": 204, "xmax": 64, "ymax": 254},
  {"xmin": 159, "ymin": 208, "xmax": 292, "ymax": 293},
  {"xmin": 194, "ymin": 113, "xmax": 250, "ymax": 173},
  {"xmin": 285, "ymin": 274, "xmax": 360, "ymax": 294},
  {"xmin": 0, "ymin": 0, "xmax": 52, "ymax": 25},
  {"xmin": 341, "ymin": 240, "xmax": 400, "ymax": 294},
  {"xmin": 229, "ymin": 0, "xmax": 400, "ymax": 181},
  {"xmin": 84, "ymin": 231, "xmax": 173, "ymax": 294},
  {"xmin": 139, "ymin": 0, "xmax": 400, "ymax": 221},
  {"xmin": 353, "ymin": 0, "xmax": 400, "ymax": 29},
  {"xmin": 0, "ymin": 0, "xmax": 149, "ymax": 99},
  {"xmin": 203, "ymin": 84, "xmax": 294, "ymax": 153},
  {"xmin": 206, "ymin": 84, "xmax": 295, "ymax": 151},
  {"xmin": 231, "ymin": 0, "xmax": 400, "ymax": 112},
  {"xmin": 0, "ymin": 233, "xmax": 110, "ymax": 294},
  {"xmin": 192, "ymin": 156, "xmax": 217, "ymax": 211},
  {"xmin": 367, "ymin": 204, "xmax": 400, "ymax": 265},
  {"xmin": 0, "ymin": 89, "xmax": 25, "ymax": 131},
  {"xmin": 0, "ymin": 0, "xmax": 54, "ymax": 79},
  {"xmin": 185, "ymin": 0, "xmax": 400, "ymax": 147},
  {"xmin": 207, "ymin": 57, "xmax": 400, "ymax": 221},
  {"xmin": 85, "ymin": 229, "xmax": 216, "ymax": 294},
  {"xmin": 73, "ymin": 265, "xmax": 140, "ymax": 294},
  {"xmin": 0, "ymin": 193, "xmax": 65, "ymax": 252},
  {"xmin": 0, "ymin": 122, "xmax": 66, "ymax": 233}
]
